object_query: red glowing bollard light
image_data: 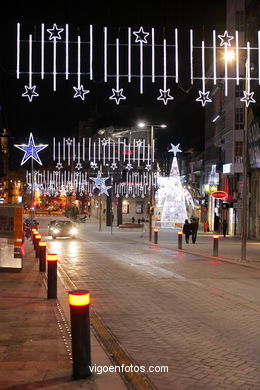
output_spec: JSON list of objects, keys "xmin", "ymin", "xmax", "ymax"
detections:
[
  {"xmin": 47, "ymin": 254, "xmax": 58, "ymax": 299},
  {"xmin": 212, "ymin": 235, "xmax": 219, "ymax": 256},
  {"xmin": 153, "ymin": 228, "xmax": 158, "ymax": 244},
  {"xmin": 69, "ymin": 290, "xmax": 91, "ymax": 379},
  {"xmin": 35, "ymin": 234, "xmax": 41, "ymax": 257},
  {"xmin": 178, "ymin": 231, "xmax": 183, "ymax": 249}
]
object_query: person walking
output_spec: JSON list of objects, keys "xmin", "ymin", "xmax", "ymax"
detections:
[
  {"xmin": 223, "ymin": 219, "xmax": 228, "ymax": 238},
  {"xmin": 183, "ymin": 219, "xmax": 192, "ymax": 243},
  {"xmin": 191, "ymin": 217, "xmax": 199, "ymax": 244},
  {"xmin": 132, "ymin": 216, "xmax": 135, "ymax": 223}
]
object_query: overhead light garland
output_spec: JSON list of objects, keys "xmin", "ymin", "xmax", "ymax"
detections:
[{"xmin": 16, "ymin": 24, "xmax": 259, "ymax": 107}]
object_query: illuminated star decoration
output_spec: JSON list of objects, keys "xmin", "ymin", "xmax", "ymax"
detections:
[
  {"xmin": 73, "ymin": 85, "xmax": 90, "ymax": 100},
  {"xmin": 168, "ymin": 143, "xmax": 182, "ymax": 157},
  {"xmin": 22, "ymin": 85, "xmax": 39, "ymax": 102},
  {"xmin": 133, "ymin": 27, "xmax": 149, "ymax": 44},
  {"xmin": 56, "ymin": 162, "xmax": 63, "ymax": 170},
  {"xmin": 90, "ymin": 162, "xmax": 98, "ymax": 169},
  {"xmin": 109, "ymin": 89, "xmax": 126, "ymax": 105},
  {"xmin": 136, "ymin": 140, "xmax": 143, "ymax": 147},
  {"xmin": 66, "ymin": 138, "xmax": 73, "ymax": 145},
  {"xmin": 14, "ymin": 133, "xmax": 48, "ymax": 166},
  {"xmin": 90, "ymin": 176, "xmax": 112, "ymax": 196},
  {"xmin": 126, "ymin": 163, "xmax": 133, "ymax": 170},
  {"xmin": 157, "ymin": 89, "xmax": 174, "ymax": 105},
  {"xmin": 47, "ymin": 23, "xmax": 64, "ymax": 40},
  {"xmin": 240, "ymin": 91, "xmax": 256, "ymax": 107},
  {"xmin": 196, "ymin": 91, "xmax": 212, "ymax": 107},
  {"xmin": 218, "ymin": 30, "xmax": 234, "ymax": 47},
  {"xmin": 101, "ymin": 138, "xmax": 108, "ymax": 146},
  {"xmin": 145, "ymin": 164, "xmax": 151, "ymax": 171},
  {"xmin": 75, "ymin": 162, "xmax": 83, "ymax": 170},
  {"xmin": 110, "ymin": 162, "xmax": 118, "ymax": 170}
]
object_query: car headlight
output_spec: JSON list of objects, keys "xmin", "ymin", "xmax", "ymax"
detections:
[
  {"xmin": 53, "ymin": 229, "xmax": 60, "ymax": 233},
  {"xmin": 71, "ymin": 228, "xmax": 77, "ymax": 234}
]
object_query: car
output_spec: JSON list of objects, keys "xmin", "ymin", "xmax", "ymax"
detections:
[
  {"xmin": 51, "ymin": 220, "xmax": 78, "ymax": 239},
  {"xmin": 48, "ymin": 220, "xmax": 57, "ymax": 235}
]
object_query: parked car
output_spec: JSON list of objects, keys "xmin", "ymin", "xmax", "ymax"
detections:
[
  {"xmin": 48, "ymin": 220, "xmax": 57, "ymax": 235},
  {"xmin": 51, "ymin": 220, "xmax": 77, "ymax": 239}
]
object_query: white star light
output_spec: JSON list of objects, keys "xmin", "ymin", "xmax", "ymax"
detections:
[
  {"xmin": 133, "ymin": 27, "xmax": 149, "ymax": 44},
  {"xmin": 218, "ymin": 30, "xmax": 234, "ymax": 47},
  {"xmin": 56, "ymin": 162, "xmax": 63, "ymax": 170},
  {"xmin": 109, "ymin": 89, "xmax": 126, "ymax": 105},
  {"xmin": 90, "ymin": 176, "xmax": 112, "ymax": 196},
  {"xmin": 47, "ymin": 24, "xmax": 64, "ymax": 40},
  {"xmin": 22, "ymin": 85, "xmax": 39, "ymax": 102},
  {"xmin": 196, "ymin": 91, "xmax": 212, "ymax": 107},
  {"xmin": 101, "ymin": 138, "xmax": 108, "ymax": 146},
  {"xmin": 73, "ymin": 85, "xmax": 90, "ymax": 100},
  {"xmin": 111, "ymin": 162, "xmax": 118, "ymax": 170},
  {"xmin": 66, "ymin": 138, "xmax": 73, "ymax": 145},
  {"xmin": 75, "ymin": 162, "xmax": 83, "ymax": 170},
  {"xmin": 126, "ymin": 163, "xmax": 133, "ymax": 170},
  {"xmin": 145, "ymin": 164, "xmax": 151, "ymax": 171},
  {"xmin": 90, "ymin": 162, "xmax": 98, "ymax": 169},
  {"xmin": 168, "ymin": 143, "xmax": 182, "ymax": 157},
  {"xmin": 157, "ymin": 89, "xmax": 174, "ymax": 105},
  {"xmin": 240, "ymin": 91, "xmax": 256, "ymax": 107},
  {"xmin": 14, "ymin": 133, "xmax": 48, "ymax": 166},
  {"xmin": 136, "ymin": 139, "xmax": 143, "ymax": 147}
]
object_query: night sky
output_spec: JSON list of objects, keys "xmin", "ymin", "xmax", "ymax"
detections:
[{"xmin": 0, "ymin": 0, "xmax": 226, "ymax": 158}]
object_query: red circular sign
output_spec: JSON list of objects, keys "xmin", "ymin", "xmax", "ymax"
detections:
[{"xmin": 211, "ymin": 191, "xmax": 228, "ymax": 199}]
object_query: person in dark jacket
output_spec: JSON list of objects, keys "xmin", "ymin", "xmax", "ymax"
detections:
[
  {"xmin": 183, "ymin": 219, "xmax": 192, "ymax": 243},
  {"xmin": 190, "ymin": 217, "xmax": 199, "ymax": 243},
  {"xmin": 223, "ymin": 220, "xmax": 228, "ymax": 237}
]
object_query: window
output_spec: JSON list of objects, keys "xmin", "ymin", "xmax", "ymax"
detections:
[
  {"xmin": 122, "ymin": 201, "xmax": 129, "ymax": 214},
  {"xmin": 235, "ymin": 108, "xmax": 244, "ymax": 129},
  {"xmin": 235, "ymin": 141, "xmax": 243, "ymax": 156},
  {"xmin": 136, "ymin": 201, "xmax": 143, "ymax": 214},
  {"xmin": 236, "ymin": 11, "xmax": 244, "ymax": 32}
]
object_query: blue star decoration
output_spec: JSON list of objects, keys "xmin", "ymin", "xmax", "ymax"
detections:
[
  {"xmin": 157, "ymin": 89, "xmax": 174, "ymax": 105},
  {"xmin": 133, "ymin": 27, "xmax": 149, "ymax": 44},
  {"xmin": 196, "ymin": 91, "xmax": 212, "ymax": 107},
  {"xmin": 47, "ymin": 23, "xmax": 64, "ymax": 40},
  {"xmin": 73, "ymin": 85, "xmax": 90, "ymax": 100},
  {"xmin": 14, "ymin": 133, "xmax": 48, "ymax": 166},
  {"xmin": 168, "ymin": 143, "xmax": 182, "ymax": 157},
  {"xmin": 90, "ymin": 176, "xmax": 112, "ymax": 196},
  {"xmin": 109, "ymin": 88, "xmax": 126, "ymax": 105},
  {"xmin": 240, "ymin": 91, "xmax": 256, "ymax": 107},
  {"xmin": 22, "ymin": 85, "xmax": 39, "ymax": 102},
  {"xmin": 218, "ymin": 30, "xmax": 234, "ymax": 47}
]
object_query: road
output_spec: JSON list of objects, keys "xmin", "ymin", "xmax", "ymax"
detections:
[{"xmin": 40, "ymin": 217, "xmax": 260, "ymax": 390}]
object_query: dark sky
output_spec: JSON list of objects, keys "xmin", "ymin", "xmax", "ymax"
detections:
[{"xmin": 0, "ymin": 0, "xmax": 226, "ymax": 154}]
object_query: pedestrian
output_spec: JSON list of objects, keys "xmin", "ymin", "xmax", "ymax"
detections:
[
  {"xmin": 183, "ymin": 219, "xmax": 192, "ymax": 243},
  {"xmin": 223, "ymin": 219, "xmax": 228, "ymax": 237},
  {"xmin": 204, "ymin": 220, "xmax": 209, "ymax": 232},
  {"xmin": 132, "ymin": 216, "xmax": 135, "ymax": 223},
  {"xmin": 190, "ymin": 217, "xmax": 199, "ymax": 244},
  {"xmin": 138, "ymin": 219, "xmax": 141, "ymax": 224}
]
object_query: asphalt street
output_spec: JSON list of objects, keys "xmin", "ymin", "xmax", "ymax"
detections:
[{"xmin": 40, "ymin": 216, "xmax": 260, "ymax": 390}]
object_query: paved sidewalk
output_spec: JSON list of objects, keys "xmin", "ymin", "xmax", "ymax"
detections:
[{"xmin": 0, "ymin": 240, "xmax": 128, "ymax": 390}]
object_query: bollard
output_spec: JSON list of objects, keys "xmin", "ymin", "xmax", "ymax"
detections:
[
  {"xmin": 69, "ymin": 290, "xmax": 91, "ymax": 379},
  {"xmin": 178, "ymin": 231, "xmax": 183, "ymax": 249},
  {"xmin": 47, "ymin": 254, "xmax": 58, "ymax": 299},
  {"xmin": 39, "ymin": 242, "xmax": 46, "ymax": 272},
  {"xmin": 213, "ymin": 235, "xmax": 219, "ymax": 257},
  {"xmin": 154, "ymin": 228, "xmax": 158, "ymax": 244},
  {"xmin": 31, "ymin": 228, "xmax": 37, "ymax": 240},
  {"xmin": 35, "ymin": 235, "xmax": 41, "ymax": 257},
  {"xmin": 32, "ymin": 231, "xmax": 39, "ymax": 249}
]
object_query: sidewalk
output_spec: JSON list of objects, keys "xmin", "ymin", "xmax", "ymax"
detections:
[{"xmin": 0, "ymin": 240, "xmax": 128, "ymax": 390}]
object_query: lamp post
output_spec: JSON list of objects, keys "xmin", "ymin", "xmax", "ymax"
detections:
[{"xmin": 138, "ymin": 122, "xmax": 167, "ymax": 241}]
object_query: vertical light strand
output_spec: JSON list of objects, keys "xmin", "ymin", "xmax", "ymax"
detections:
[
  {"xmin": 202, "ymin": 41, "xmax": 205, "ymax": 93},
  {"xmin": 123, "ymin": 139, "xmax": 126, "ymax": 162},
  {"xmin": 89, "ymin": 24, "xmax": 93, "ymax": 80},
  {"xmin": 104, "ymin": 27, "xmax": 107, "ymax": 82},
  {"xmin": 163, "ymin": 38, "xmax": 167, "ymax": 90},
  {"xmin": 140, "ymin": 41, "xmax": 143, "ymax": 93},
  {"xmin": 128, "ymin": 27, "xmax": 131, "ymax": 82},
  {"xmin": 143, "ymin": 139, "xmax": 145, "ymax": 162},
  {"xmin": 83, "ymin": 137, "xmax": 85, "ymax": 161},
  {"xmin": 116, "ymin": 38, "xmax": 120, "ymax": 90},
  {"xmin": 65, "ymin": 24, "xmax": 69, "ymax": 80},
  {"xmin": 63, "ymin": 138, "xmax": 65, "ymax": 161},
  {"xmin": 98, "ymin": 138, "xmax": 101, "ymax": 161},
  {"xmin": 108, "ymin": 138, "xmax": 111, "ymax": 161},
  {"xmin": 53, "ymin": 138, "xmax": 55, "ymax": 161},
  {"xmin": 17, "ymin": 23, "xmax": 20, "ymax": 79},
  {"xmin": 58, "ymin": 142, "xmax": 61, "ymax": 164},
  {"xmin": 190, "ymin": 29, "xmax": 193, "ymax": 85},
  {"xmin": 175, "ymin": 28, "xmax": 178, "ymax": 83},
  {"xmin": 236, "ymin": 31, "xmax": 239, "ymax": 85},
  {"xmin": 89, "ymin": 137, "xmax": 91, "ymax": 161},
  {"xmin": 77, "ymin": 35, "xmax": 81, "ymax": 87},
  {"xmin": 103, "ymin": 142, "xmax": 106, "ymax": 165},
  {"xmin": 224, "ymin": 44, "xmax": 228, "ymax": 96},
  {"xmin": 41, "ymin": 24, "xmax": 44, "ymax": 79},
  {"xmin": 78, "ymin": 142, "xmax": 80, "ymax": 163},
  {"xmin": 73, "ymin": 138, "xmax": 75, "ymax": 161},
  {"xmin": 152, "ymin": 28, "xmax": 155, "ymax": 82},
  {"xmin": 29, "ymin": 34, "xmax": 32, "ymax": 88},
  {"xmin": 53, "ymin": 37, "xmax": 57, "ymax": 91},
  {"xmin": 113, "ymin": 141, "xmax": 115, "ymax": 164},
  {"xmin": 152, "ymin": 139, "xmax": 155, "ymax": 163},
  {"xmin": 93, "ymin": 142, "xmax": 96, "ymax": 164},
  {"xmin": 258, "ymin": 31, "xmax": 260, "ymax": 84},
  {"xmin": 68, "ymin": 142, "xmax": 70, "ymax": 166},
  {"xmin": 213, "ymin": 30, "xmax": 216, "ymax": 84},
  {"xmin": 118, "ymin": 138, "xmax": 120, "ymax": 161},
  {"xmin": 247, "ymin": 41, "xmax": 251, "ymax": 93}
]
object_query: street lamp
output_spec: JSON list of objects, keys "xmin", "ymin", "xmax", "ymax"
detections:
[{"xmin": 138, "ymin": 122, "xmax": 167, "ymax": 241}]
